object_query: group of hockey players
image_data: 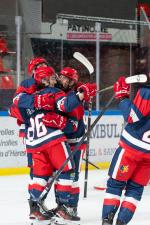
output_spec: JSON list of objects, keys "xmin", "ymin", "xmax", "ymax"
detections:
[
  {"xmin": 9, "ymin": 57, "xmax": 97, "ymax": 225},
  {"xmin": 9, "ymin": 55, "xmax": 150, "ymax": 225}
]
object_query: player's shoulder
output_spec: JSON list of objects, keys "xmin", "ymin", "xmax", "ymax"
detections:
[
  {"xmin": 139, "ymin": 86, "xmax": 150, "ymax": 99},
  {"xmin": 20, "ymin": 77, "xmax": 35, "ymax": 86}
]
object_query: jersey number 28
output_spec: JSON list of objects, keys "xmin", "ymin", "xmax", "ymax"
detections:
[{"xmin": 27, "ymin": 114, "xmax": 47, "ymax": 141}]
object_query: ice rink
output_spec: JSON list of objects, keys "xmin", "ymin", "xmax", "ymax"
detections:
[{"xmin": 0, "ymin": 169, "xmax": 150, "ymax": 225}]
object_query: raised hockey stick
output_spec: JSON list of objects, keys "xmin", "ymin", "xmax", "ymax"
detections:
[
  {"xmin": 73, "ymin": 52, "xmax": 94, "ymax": 74},
  {"xmin": 97, "ymin": 74, "xmax": 148, "ymax": 94},
  {"xmin": 73, "ymin": 52, "xmax": 95, "ymax": 198},
  {"xmin": 38, "ymin": 94, "xmax": 115, "ymax": 211},
  {"xmin": 83, "ymin": 98, "xmax": 92, "ymax": 198}
]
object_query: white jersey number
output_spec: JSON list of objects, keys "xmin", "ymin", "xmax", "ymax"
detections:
[
  {"xmin": 142, "ymin": 130, "xmax": 150, "ymax": 143},
  {"xmin": 27, "ymin": 113, "xmax": 47, "ymax": 141}
]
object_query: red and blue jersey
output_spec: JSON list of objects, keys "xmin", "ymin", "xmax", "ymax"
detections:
[
  {"xmin": 9, "ymin": 86, "xmax": 82, "ymax": 152},
  {"xmin": 15, "ymin": 77, "xmax": 37, "ymax": 95},
  {"xmin": 62, "ymin": 90, "xmax": 86, "ymax": 150},
  {"xmin": 118, "ymin": 86, "xmax": 150, "ymax": 153},
  {"xmin": 9, "ymin": 77, "xmax": 37, "ymax": 137}
]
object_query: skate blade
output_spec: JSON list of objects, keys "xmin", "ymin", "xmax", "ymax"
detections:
[
  {"xmin": 50, "ymin": 216, "xmax": 80, "ymax": 225},
  {"xmin": 30, "ymin": 218, "xmax": 52, "ymax": 225}
]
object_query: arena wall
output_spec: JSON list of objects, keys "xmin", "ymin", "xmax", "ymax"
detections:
[{"xmin": 0, "ymin": 111, "xmax": 124, "ymax": 175}]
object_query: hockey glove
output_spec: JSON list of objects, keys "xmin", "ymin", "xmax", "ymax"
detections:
[
  {"xmin": 34, "ymin": 93, "xmax": 55, "ymax": 110},
  {"xmin": 77, "ymin": 82, "xmax": 97, "ymax": 102},
  {"xmin": 42, "ymin": 112, "xmax": 67, "ymax": 130},
  {"xmin": 114, "ymin": 76, "xmax": 130, "ymax": 100}
]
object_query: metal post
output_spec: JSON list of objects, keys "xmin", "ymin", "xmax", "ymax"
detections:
[
  {"xmin": 95, "ymin": 22, "xmax": 101, "ymax": 110},
  {"xmin": 60, "ymin": 33, "xmax": 63, "ymax": 70},
  {"xmin": 15, "ymin": 16, "xmax": 22, "ymax": 87},
  {"xmin": 129, "ymin": 25, "xmax": 133, "ymax": 76}
]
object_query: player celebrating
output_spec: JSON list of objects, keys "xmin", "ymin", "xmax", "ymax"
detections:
[
  {"xmin": 10, "ymin": 66, "xmax": 97, "ymax": 224},
  {"xmin": 101, "ymin": 75, "xmax": 150, "ymax": 225},
  {"xmin": 44, "ymin": 67, "xmax": 96, "ymax": 221},
  {"xmin": 57, "ymin": 67, "xmax": 86, "ymax": 219},
  {"xmin": 9, "ymin": 57, "xmax": 50, "ymax": 220}
]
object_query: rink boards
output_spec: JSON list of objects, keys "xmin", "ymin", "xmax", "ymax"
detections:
[{"xmin": 0, "ymin": 110, "xmax": 124, "ymax": 175}]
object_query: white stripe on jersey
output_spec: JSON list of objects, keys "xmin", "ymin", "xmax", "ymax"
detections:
[
  {"xmin": 105, "ymin": 192, "xmax": 121, "ymax": 199},
  {"xmin": 72, "ymin": 181, "xmax": 79, "ymax": 188},
  {"xmin": 122, "ymin": 130, "xmax": 150, "ymax": 150},
  {"xmin": 32, "ymin": 177, "xmax": 47, "ymax": 187},
  {"xmin": 57, "ymin": 97, "xmax": 66, "ymax": 111},
  {"xmin": 56, "ymin": 179, "xmax": 73, "ymax": 186},
  {"xmin": 112, "ymin": 148, "xmax": 125, "ymax": 179},
  {"xmin": 123, "ymin": 196, "xmax": 139, "ymax": 206},
  {"xmin": 129, "ymin": 108, "xmax": 139, "ymax": 122},
  {"xmin": 20, "ymin": 124, "xmax": 25, "ymax": 129},
  {"xmin": 26, "ymin": 130, "xmax": 63, "ymax": 146}
]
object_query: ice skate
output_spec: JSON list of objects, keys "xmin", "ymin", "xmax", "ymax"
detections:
[
  {"xmin": 102, "ymin": 212, "xmax": 115, "ymax": 225},
  {"xmin": 29, "ymin": 199, "xmax": 53, "ymax": 221},
  {"xmin": 102, "ymin": 219, "xmax": 113, "ymax": 225},
  {"xmin": 50, "ymin": 204, "xmax": 80, "ymax": 225},
  {"xmin": 116, "ymin": 219, "xmax": 126, "ymax": 225}
]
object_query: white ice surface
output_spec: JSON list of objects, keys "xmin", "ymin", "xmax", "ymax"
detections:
[{"xmin": 0, "ymin": 170, "xmax": 150, "ymax": 225}]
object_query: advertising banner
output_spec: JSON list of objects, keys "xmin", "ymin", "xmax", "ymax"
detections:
[
  {"xmin": 85, "ymin": 114, "xmax": 124, "ymax": 163},
  {"xmin": 0, "ymin": 114, "xmax": 124, "ymax": 170},
  {"xmin": 0, "ymin": 117, "xmax": 26, "ymax": 168}
]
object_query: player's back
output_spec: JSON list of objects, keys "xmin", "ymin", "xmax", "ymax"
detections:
[
  {"xmin": 25, "ymin": 109, "xmax": 66, "ymax": 153},
  {"xmin": 119, "ymin": 86, "xmax": 150, "ymax": 153}
]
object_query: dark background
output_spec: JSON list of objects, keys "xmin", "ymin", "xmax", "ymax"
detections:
[{"xmin": 42, "ymin": 0, "xmax": 137, "ymax": 22}]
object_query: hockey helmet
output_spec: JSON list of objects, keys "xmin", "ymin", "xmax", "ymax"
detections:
[
  {"xmin": 34, "ymin": 66, "xmax": 56, "ymax": 85},
  {"xmin": 28, "ymin": 57, "xmax": 48, "ymax": 75},
  {"xmin": 60, "ymin": 67, "xmax": 79, "ymax": 83}
]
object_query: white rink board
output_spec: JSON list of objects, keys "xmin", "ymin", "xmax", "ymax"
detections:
[
  {"xmin": 85, "ymin": 114, "xmax": 124, "ymax": 163},
  {"xmin": 0, "ymin": 114, "xmax": 124, "ymax": 168},
  {"xmin": 0, "ymin": 117, "xmax": 26, "ymax": 168}
]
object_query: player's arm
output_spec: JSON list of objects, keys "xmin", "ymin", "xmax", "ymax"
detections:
[
  {"xmin": 55, "ymin": 83, "xmax": 97, "ymax": 113},
  {"xmin": 15, "ymin": 78, "xmax": 36, "ymax": 95},
  {"xmin": 42, "ymin": 112, "xmax": 78, "ymax": 133},
  {"xmin": 114, "ymin": 77, "xmax": 149, "ymax": 123},
  {"xmin": 126, "ymin": 88, "xmax": 150, "ymax": 123},
  {"xmin": 9, "ymin": 91, "xmax": 37, "ymax": 122},
  {"xmin": 113, "ymin": 76, "xmax": 132, "ymax": 121},
  {"xmin": 55, "ymin": 90, "xmax": 82, "ymax": 113}
]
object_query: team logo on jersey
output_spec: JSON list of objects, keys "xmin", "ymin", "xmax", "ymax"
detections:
[{"xmin": 120, "ymin": 165, "xmax": 129, "ymax": 173}]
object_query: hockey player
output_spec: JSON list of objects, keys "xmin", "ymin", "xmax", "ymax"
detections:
[
  {"xmin": 57, "ymin": 67, "xmax": 86, "ymax": 219},
  {"xmin": 10, "ymin": 57, "xmax": 50, "ymax": 220},
  {"xmin": 101, "ymin": 75, "xmax": 150, "ymax": 225},
  {"xmin": 43, "ymin": 67, "xmax": 97, "ymax": 222},
  {"xmin": 10, "ymin": 66, "xmax": 97, "ymax": 223}
]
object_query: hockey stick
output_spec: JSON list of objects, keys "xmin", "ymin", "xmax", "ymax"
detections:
[
  {"xmin": 73, "ymin": 52, "xmax": 94, "ymax": 74},
  {"xmin": 73, "ymin": 52, "xmax": 95, "ymax": 198},
  {"xmin": 83, "ymin": 98, "xmax": 92, "ymax": 198},
  {"xmin": 97, "ymin": 74, "xmax": 148, "ymax": 94},
  {"xmin": 82, "ymin": 158, "xmax": 101, "ymax": 170},
  {"xmin": 38, "ymin": 94, "xmax": 115, "ymax": 210}
]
